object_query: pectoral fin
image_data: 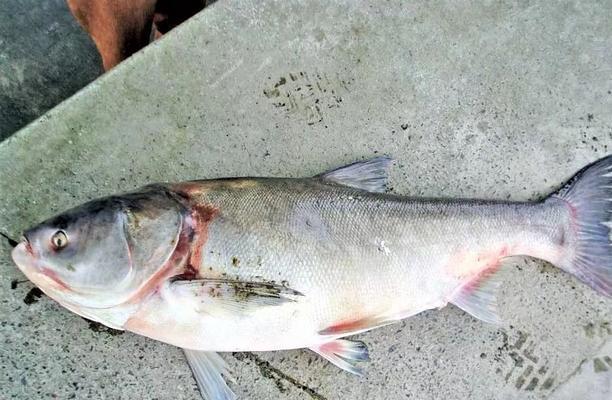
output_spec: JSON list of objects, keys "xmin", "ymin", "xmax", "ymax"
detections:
[
  {"xmin": 170, "ymin": 279, "xmax": 303, "ymax": 316},
  {"xmin": 183, "ymin": 349, "xmax": 235, "ymax": 400},
  {"xmin": 310, "ymin": 339, "xmax": 370, "ymax": 376}
]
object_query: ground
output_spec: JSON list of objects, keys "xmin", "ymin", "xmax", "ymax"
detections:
[
  {"xmin": 0, "ymin": 0, "xmax": 611, "ymax": 399},
  {"xmin": 0, "ymin": 0, "xmax": 102, "ymax": 140}
]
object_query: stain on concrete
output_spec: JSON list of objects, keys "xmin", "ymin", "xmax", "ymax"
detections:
[
  {"xmin": 0, "ymin": 231, "xmax": 18, "ymax": 247},
  {"xmin": 233, "ymin": 352, "xmax": 326, "ymax": 399},
  {"xmin": 583, "ymin": 321, "xmax": 611, "ymax": 338},
  {"xmin": 477, "ymin": 120, "xmax": 490, "ymax": 132},
  {"xmin": 23, "ymin": 287, "xmax": 43, "ymax": 305},
  {"xmin": 541, "ymin": 376, "xmax": 555, "ymax": 390},
  {"xmin": 83, "ymin": 319, "xmax": 124, "ymax": 336},
  {"xmin": 10, "ymin": 279, "xmax": 28, "ymax": 290},
  {"xmin": 592, "ymin": 357, "xmax": 609, "ymax": 373},
  {"xmin": 495, "ymin": 329, "xmax": 556, "ymax": 393},
  {"xmin": 263, "ymin": 71, "xmax": 354, "ymax": 125},
  {"xmin": 524, "ymin": 376, "xmax": 539, "ymax": 391}
]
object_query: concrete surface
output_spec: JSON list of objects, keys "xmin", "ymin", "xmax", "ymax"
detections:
[
  {"xmin": 1, "ymin": 0, "xmax": 611, "ymax": 399},
  {"xmin": 0, "ymin": 0, "xmax": 102, "ymax": 141}
]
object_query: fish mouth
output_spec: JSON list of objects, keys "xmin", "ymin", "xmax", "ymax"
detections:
[
  {"xmin": 11, "ymin": 241, "xmax": 34, "ymax": 273},
  {"xmin": 11, "ymin": 241, "xmax": 70, "ymax": 291}
]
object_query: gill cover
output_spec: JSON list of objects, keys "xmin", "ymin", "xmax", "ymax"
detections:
[
  {"xmin": 114, "ymin": 188, "xmax": 186, "ymax": 305},
  {"xmin": 24, "ymin": 187, "xmax": 185, "ymax": 309}
]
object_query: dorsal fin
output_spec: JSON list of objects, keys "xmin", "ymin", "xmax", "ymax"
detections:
[{"xmin": 316, "ymin": 157, "xmax": 393, "ymax": 193}]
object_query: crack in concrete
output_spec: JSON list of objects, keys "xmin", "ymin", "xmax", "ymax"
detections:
[{"xmin": 233, "ymin": 352, "xmax": 327, "ymax": 400}]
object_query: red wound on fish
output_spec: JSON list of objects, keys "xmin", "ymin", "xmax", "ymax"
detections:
[
  {"xmin": 125, "ymin": 191, "xmax": 219, "ymax": 303},
  {"xmin": 319, "ymin": 315, "xmax": 391, "ymax": 336},
  {"xmin": 447, "ymin": 245, "xmax": 509, "ymax": 280},
  {"xmin": 164, "ymin": 184, "xmax": 220, "ymax": 280},
  {"xmin": 165, "ymin": 223, "xmax": 198, "ymax": 280},
  {"xmin": 187, "ymin": 203, "xmax": 219, "ymax": 277},
  {"xmin": 320, "ymin": 319, "xmax": 364, "ymax": 334}
]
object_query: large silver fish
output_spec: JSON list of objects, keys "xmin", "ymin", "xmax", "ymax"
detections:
[{"xmin": 11, "ymin": 156, "xmax": 612, "ymax": 399}]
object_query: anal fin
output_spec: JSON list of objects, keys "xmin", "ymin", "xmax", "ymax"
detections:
[
  {"xmin": 310, "ymin": 339, "xmax": 370, "ymax": 376},
  {"xmin": 447, "ymin": 262, "xmax": 511, "ymax": 324}
]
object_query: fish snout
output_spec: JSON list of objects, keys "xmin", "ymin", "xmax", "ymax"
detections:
[
  {"xmin": 11, "ymin": 237, "xmax": 48, "ymax": 280},
  {"xmin": 11, "ymin": 240, "xmax": 38, "ymax": 274}
]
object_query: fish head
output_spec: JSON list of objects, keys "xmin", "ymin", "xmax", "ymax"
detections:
[{"xmin": 12, "ymin": 187, "xmax": 185, "ymax": 313}]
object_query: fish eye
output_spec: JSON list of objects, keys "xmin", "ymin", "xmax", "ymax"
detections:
[{"xmin": 50, "ymin": 230, "xmax": 68, "ymax": 250}]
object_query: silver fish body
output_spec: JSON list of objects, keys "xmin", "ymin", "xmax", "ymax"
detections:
[
  {"xmin": 11, "ymin": 156, "xmax": 612, "ymax": 399},
  {"xmin": 128, "ymin": 177, "xmax": 566, "ymax": 351}
]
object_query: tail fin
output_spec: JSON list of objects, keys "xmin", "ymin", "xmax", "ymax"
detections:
[{"xmin": 550, "ymin": 155, "xmax": 612, "ymax": 297}]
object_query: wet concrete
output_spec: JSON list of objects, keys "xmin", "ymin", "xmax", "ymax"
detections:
[{"xmin": 0, "ymin": 0, "xmax": 611, "ymax": 399}]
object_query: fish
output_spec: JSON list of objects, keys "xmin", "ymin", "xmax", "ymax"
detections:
[{"xmin": 11, "ymin": 155, "xmax": 612, "ymax": 399}]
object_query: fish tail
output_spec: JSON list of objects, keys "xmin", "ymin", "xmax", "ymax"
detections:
[{"xmin": 549, "ymin": 154, "xmax": 612, "ymax": 297}]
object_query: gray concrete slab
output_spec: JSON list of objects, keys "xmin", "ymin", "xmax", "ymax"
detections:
[
  {"xmin": 1, "ymin": 0, "xmax": 611, "ymax": 399},
  {"xmin": 0, "ymin": 0, "xmax": 102, "ymax": 140}
]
